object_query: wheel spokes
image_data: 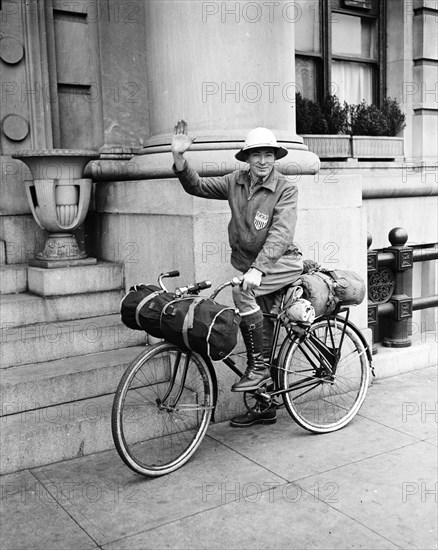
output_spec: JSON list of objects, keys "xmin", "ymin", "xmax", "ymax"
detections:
[{"xmin": 113, "ymin": 344, "xmax": 213, "ymax": 475}]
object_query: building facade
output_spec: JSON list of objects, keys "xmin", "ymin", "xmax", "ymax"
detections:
[{"xmin": 0, "ymin": 0, "xmax": 437, "ymax": 472}]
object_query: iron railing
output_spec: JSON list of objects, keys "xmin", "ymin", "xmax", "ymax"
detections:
[{"xmin": 367, "ymin": 227, "xmax": 438, "ymax": 350}]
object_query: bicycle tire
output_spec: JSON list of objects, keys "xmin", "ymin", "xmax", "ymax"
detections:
[
  {"xmin": 112, "ymin": 342, "xmax": 214, "ymax": 476},
  {"xmin": 280, "ymin": 317, "xmax": 370, "ymax": 433}
]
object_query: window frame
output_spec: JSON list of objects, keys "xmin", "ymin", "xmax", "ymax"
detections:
[{"xmin": 295, "ymin": 0, "xmax": 386, "ymax": 106}]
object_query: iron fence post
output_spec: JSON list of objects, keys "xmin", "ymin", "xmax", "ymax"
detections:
[
  {"xmin": 367, "ymin": 232, "xmax": 379, "ymax": 354},
  {"xmin": 382, "ymin": 228, "xmax": 413, "ymax": 348}
]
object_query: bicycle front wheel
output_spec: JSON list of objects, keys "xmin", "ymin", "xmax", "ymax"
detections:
[
  {"xmin": 281, "ymin": 318, "xmax": 370, "ymax": 433},
  {"xmin": 112, "ymin": 342, "xmax": 214, "ymax": 476}
]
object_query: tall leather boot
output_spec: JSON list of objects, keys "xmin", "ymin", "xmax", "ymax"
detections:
[
  {"xmin": 255, "ymin": 292, "xmax": 276, "ymax": 363},
  {"xmin": 231, "ymin": 311, "xmax": 272, "ymax": 392},
  {"xmin": 262, "ymin": 316, "xmax": 275, "ymax": 363}
]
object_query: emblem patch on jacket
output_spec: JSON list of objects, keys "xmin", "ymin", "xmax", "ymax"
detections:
[{"xmin": 254, "ymin": 211, "xmax": 269, "ymax": 231}]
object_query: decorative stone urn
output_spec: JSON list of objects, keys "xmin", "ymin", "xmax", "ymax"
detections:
[{"xmin": 12, "ymin": 149, "xmax": 99, "ymax": 268}]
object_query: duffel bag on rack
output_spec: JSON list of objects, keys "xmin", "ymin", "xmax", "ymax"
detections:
[
  {"xmin": 288, "ymin": 268, "xmax": 365, "ymax": 318},
  {"xmin": 291, "ymin": 271, "xmax": 337, "ymax": 317},
  {"xmin": 160, "ymin": 297, "xmax": 240, "ymax": 361},
  {"xmin": 322, "ymin": 269, "xmax": 366, "ymax": 306},
  {"xmin": 120, "ymin": 284, "xmax": 176, "ymax": 338}
]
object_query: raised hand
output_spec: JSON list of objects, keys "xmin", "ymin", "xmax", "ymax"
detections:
[{"xmin": 171, "ymin": 120, "xmax": 196, "ymax": 155}]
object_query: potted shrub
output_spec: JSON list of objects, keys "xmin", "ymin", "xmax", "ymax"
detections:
[
  {"xmin": 381, "ymin": 97, "xmax": 407, "ymax": 136},
  {"xmin": 297, "ymin": 93, "xmax": 351, "ymax": 159},
  {"xmin": 350, "ymin": 98, "xmax": 405, "ymax": 159},
  {"xmin": 322, "ymin": 94, "xmax": 349, "ymax": 134},
  {"xmin": 297, "ymin": 94, "xmax": 406, "ymax": 160}
]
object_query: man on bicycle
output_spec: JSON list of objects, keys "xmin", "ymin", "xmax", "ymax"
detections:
[{"xmin": 172, "ymin": 120, "xmax": 303, "ymax": 427}]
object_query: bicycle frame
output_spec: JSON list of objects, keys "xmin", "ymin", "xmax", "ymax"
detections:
[
  {"xmin": 154, "ymin": 272, "xmax": 373, "ymax": 416},
  {"xmin": 224, "ymin": 304, "xmax": 372, "ymax": 405}
]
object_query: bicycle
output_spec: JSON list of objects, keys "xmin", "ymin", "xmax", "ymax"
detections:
[{"xmin": 112, "ymin": 270, "xmax": 372, "ymax": 477}]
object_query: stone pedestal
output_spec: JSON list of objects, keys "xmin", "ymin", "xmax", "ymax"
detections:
[{"xmin": 28, "ymin": 262, "xmax": 124, "ymax": 297}]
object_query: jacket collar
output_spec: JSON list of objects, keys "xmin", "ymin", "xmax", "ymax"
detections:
[{"xmin": 236, "ymin": 167, "xmax": 280, "ymax": 192}]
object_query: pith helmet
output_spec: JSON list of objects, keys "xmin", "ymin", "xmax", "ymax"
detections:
[{"xmin": 235, "ymin": 127, "xmax": 288, "ymax": 162}]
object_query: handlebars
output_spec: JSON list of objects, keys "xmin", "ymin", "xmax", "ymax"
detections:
[
  {"xmin": 157, "ymin": 270, "xmax": 180, "ymax": 291},
  {"xmin": 157, "ymin": 270, "xmax": 241, "ymax": 299},
  {"xmin": 209, "ymin": 277, "xmax": 242, "ymax": 300}
]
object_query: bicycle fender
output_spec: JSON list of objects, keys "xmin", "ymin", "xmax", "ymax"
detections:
[
  {"xmin": 203, "ymin": 356, "xmax": 219, "ymax": 422},
  {"xmin": 334, "ymin": 315, "xmax": 374, "ymax": 372}
]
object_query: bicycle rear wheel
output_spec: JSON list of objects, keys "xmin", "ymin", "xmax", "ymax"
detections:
[
  {"xmin": 281, "ymin": 317, "xmax": 370, "ymax": 433},
  {"xmin": 112, "ymin": 342, "xmax": 214, "ymax": 476}
]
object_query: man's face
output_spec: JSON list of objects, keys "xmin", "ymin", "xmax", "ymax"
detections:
[{"xmin": 246, "ymin": 148, "xmax": 276, "ymax": 179}]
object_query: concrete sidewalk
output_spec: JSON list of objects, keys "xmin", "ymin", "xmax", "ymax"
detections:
[{"xmin": 1, "ymin": 366, "xmax": 437, "ymax": 550}]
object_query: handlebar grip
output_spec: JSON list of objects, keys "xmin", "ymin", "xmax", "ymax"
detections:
[
  {"xmin": 196, "ymin": 280, "xmax": 212, "ymax": 290},
  {"xmin": 177, "ymin": 280, "xmax": 212, "ymax": 295},
  {"xmin": 164, "ymin": 270, "xmax": 180, "ymax": 278}
]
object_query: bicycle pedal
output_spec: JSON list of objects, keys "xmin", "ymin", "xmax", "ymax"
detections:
[{"xmin": 254, "ymin": 387, "xmax": 272, "ymax": 404}]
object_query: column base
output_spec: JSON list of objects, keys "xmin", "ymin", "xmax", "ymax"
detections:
[
  {"xmin": 134, "ymin": 142, "xmax": 320, "ymax": 179},
  {"xmin": 87, "ymin": 142, "xmax": 320, "ymax": 181}
]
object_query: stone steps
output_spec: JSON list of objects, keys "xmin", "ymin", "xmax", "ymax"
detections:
[
  {"xmin": 0, "ymin": 345, "xmax": 175, "ymax": 474},
  {"xmin": 0, "ymin": 264, "xmax": 28, "ymax": 294},
  {"xmin": 1, "ymin": 392, "xmax": 117, "ymax": 474},
  {"xmin": 0, "ymin": 314, "xmax": 146, "ymax": 368},
  {"xmin": 0, "ymin": 346, "xmax": 146, "ymax": 415},
  {"xmin": 0, "ymin": 290, "xmax": 124, "ymax": 327},
  {"xmin": 0, "ymin": 260, "xmax": 157, "ymax": 474}
]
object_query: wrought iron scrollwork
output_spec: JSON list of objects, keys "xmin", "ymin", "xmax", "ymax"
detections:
[{"xmin": 368, "ymin": 267, "xmax": 395, "ymax": 303}]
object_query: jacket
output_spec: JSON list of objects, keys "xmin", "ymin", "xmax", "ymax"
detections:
[{"xmin": 173, "ymin": 160, "xmax": 300, "ymax": 274}]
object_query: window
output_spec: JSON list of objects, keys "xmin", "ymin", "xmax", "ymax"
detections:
[
  {"xmin": 295, "ymin": 0, "xmax": 321, "ymax": 101},
  {"xmin": 295, "ymin": 0, "xmax": 385, "ymax": 105}
]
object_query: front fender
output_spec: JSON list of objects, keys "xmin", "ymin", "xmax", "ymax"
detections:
[{"xmin": 203, "ymin": 356, "xmax": 219, "ymax": 422}]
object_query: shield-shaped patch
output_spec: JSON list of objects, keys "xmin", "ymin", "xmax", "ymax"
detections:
[{"xmin": 254, "ymin": 211, "xmax": 269, "ymax": 231}]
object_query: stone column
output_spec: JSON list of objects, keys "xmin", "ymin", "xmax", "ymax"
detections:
[{"xmin": 131, "ymin": 0, "xmax": 319, "ymax": 177}]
